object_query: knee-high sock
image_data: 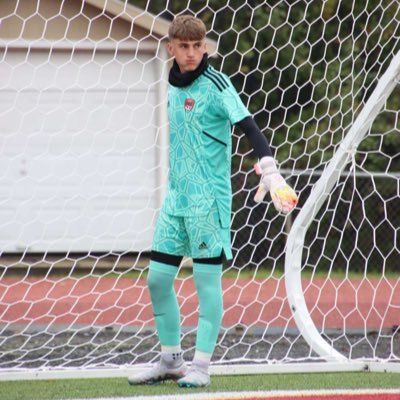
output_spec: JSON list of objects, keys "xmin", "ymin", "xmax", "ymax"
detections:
[
  {"xmin": 147, "ymin": 260, "xmax": 180, "ymax": 346},
  {"xmin": 193, "ymin": 262, "xmax": 223, "ymax": 355}
]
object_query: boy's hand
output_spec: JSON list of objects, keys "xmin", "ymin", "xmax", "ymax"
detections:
[{"xmin": 254, "ymin": 157, "xmax": 298, "ymax": 214}]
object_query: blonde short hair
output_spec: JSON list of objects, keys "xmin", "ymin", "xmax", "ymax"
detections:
[{"xmin": 168, "ymin": 15, "xmax": 206, "ymax": 41}]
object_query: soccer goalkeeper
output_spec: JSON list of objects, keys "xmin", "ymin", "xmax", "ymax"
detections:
[{"xmin": 128, "ymin": 15, "xmax": 297, "ymax": 388}]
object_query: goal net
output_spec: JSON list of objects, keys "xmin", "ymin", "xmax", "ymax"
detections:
[{"xmin": 0, "ymin": 0, "xmax": 399, "ymax": 379}]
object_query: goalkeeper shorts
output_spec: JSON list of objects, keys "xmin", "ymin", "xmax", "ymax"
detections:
[{"xmin": 152, "ymin": 202, "xmax": 232, "ymax": 261}]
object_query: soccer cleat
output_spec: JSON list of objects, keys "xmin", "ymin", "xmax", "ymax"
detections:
[
  {"xmin": 128, "ymin": 360, "xmax": 187, "ymax": 385},
  {"xmin": 177, "ymin": 367, "xmax": 210, "ymax": 388}
]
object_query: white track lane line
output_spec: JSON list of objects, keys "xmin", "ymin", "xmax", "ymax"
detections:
[{"xmin": 65, "ymin": 388, "xmax": 400, "ymax": 400}]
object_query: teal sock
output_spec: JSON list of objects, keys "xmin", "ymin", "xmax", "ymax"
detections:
[
  {"xmin": 193, "ymin": 262, "xmax": 223, "ymax": 354},
  {"xmin": 147, "ymin": 260, "xmax": 180, "ymax": 346}
]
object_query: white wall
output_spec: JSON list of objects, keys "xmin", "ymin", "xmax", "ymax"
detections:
[{"xmin": 0, "ymin": 45, "xmax": 164, "ymax": 252}]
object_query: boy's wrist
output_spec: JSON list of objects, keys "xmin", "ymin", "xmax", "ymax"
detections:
[{"xmin": 254, "ymin": 157, "xmax": 280, "ymax": 190}]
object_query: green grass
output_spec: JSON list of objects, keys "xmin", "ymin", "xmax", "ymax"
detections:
[
  {"xmin": 86, "ymin": 267, "xmax": 397, "ymax": 281},
  {"xmin": 1, "ymin": 372, "xmax": 400, "ymax": 400},
  {"xmin": 6, "ymin": 260, "xmax": 398, "ymax": 281}
]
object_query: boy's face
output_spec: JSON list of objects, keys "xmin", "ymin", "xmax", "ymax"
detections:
[{"xmin": 167, "ymin": 38, "xmax": 207, "ymax": 73}]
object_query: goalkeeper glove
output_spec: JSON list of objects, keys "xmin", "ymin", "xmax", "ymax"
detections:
[{"xmin": 254, "ymin": 156, "xmax": 298, "ymax": 214}]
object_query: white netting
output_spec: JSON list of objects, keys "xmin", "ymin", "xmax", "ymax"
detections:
[{"xmin": 0, "ymin": 0, "xmax": 399, "ymax": 375}]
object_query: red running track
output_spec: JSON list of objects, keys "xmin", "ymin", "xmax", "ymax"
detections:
[
  {"xmin": 0, "ymin": 276, "xmax": 398, "ymax": 329},
  {"xmin": 240, "ymin": 395, "xmax": 400, "ymax": 400}
]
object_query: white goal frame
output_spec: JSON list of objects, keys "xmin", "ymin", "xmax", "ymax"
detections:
[{"xmin": 285, "ymin": 49, "xmax": 400, "ymax": 369}]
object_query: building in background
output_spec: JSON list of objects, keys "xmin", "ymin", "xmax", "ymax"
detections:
[{"xmin": 0, "ymin": 0, "xmax": 171, "ymax": 253}]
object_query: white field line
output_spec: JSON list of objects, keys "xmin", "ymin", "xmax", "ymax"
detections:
[{"xmin": 64, "ymin": 388, "xmax": 400, "ymax": 400}]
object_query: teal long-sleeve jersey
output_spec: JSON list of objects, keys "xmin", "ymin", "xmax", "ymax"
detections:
[{"xmin": 162, "ymin": 65, "xmax": 250, "ymax": 229}]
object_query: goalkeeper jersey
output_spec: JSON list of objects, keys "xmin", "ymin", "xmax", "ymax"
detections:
[{"xmin": 163, "ymin": 65, "xmax": 250, "ymax": 227}]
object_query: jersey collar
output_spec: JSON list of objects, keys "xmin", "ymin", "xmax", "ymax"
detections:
[{"xmin": 169, "ymin": 53, "xmax": 209, "ymax": 87}]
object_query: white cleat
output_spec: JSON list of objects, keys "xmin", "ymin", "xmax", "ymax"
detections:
[
  {"xmin": 177, "ymin": 367, "xmax": 210, "ymax": 388},
  {"xmin": 128, "ymin": 360, "xmax": 188, "ymax": 385}
]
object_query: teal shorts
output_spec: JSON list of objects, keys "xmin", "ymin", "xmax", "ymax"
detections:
[{"xmin": 152, "ymin": 203, "xmax": 232, "ymax": 260}]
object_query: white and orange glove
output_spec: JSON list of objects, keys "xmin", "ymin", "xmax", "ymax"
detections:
[{"xmin": 254, "ymin": 156, "xmax": 298, "ymax": 214}]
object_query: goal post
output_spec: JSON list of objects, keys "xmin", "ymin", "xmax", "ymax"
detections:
[
  {"xmin": 0, "ymin": 0, "xmax": 400, "ymax": 381},
  {"xmin": 285, "ymin": 49, "xmax": 400, "ymax": 365}
]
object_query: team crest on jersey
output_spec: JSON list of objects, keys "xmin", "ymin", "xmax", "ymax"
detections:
[{"xmin": 184, "ymin": 98, "xmax": 195, "ymax": 112}]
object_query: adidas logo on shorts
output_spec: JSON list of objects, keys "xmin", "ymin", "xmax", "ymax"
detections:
[{"xmin": 198, "ymin": 242, "xmax": 208, "ymax": 250}]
